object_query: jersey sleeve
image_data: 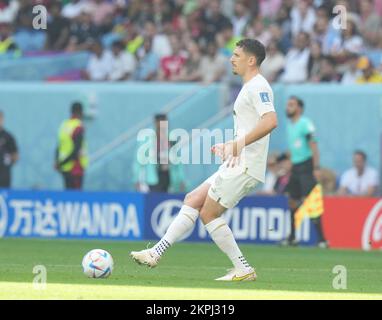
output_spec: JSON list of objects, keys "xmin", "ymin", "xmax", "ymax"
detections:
[
  {"xmin": 248, "ymin": 86, "xmax": 275, "ymax": 117},
  {"xmin": 303, "ymin": 118, "xmax": 317, "ymax": 142}
]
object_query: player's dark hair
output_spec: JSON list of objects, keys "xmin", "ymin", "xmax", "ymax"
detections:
[
  {"xmin": 354, "ymin": 150, "xmax": 367, "ymax": 161},
  {"xmin": 236, "ymin": 38, "xmax": 266, "ymax": 67},
  {"xmin": 289, "ymin": 96, "xmax": 304, "ymax": 109},
  {"xmin": 71, "ymin": 102, "xmax": 83, "ymax": 116}
]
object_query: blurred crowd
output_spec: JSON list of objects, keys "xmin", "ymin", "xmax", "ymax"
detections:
[
  {"xmin": 259, "ymin": 149, "xmax": 379, "ymax": 197},
  {"xmin": 1, "ymin": 0, "xmax": 382, "ymax": 83}
]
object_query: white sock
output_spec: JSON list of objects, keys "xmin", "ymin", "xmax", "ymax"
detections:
[
  {"xmin": 205, "ymin": 217, "xmax": 251, "ymax": 271},
  {"xmin": 152, "ymin": 205, "xmax": 199, "ymax": 257}
]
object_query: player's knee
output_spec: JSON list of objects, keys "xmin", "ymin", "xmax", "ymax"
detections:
[{"xmin": 184, "ymin": 191, "xmax": 204, "ymax": 210}]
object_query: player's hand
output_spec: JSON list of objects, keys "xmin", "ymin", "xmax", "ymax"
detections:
[
  {"xmin": 212, "ymin": 140, "xmax": 244, "ymax": 161},
  {"xmin": 211, "ymin": 143, "xmax": 225, "ymax": 158},
  {"xmin": 223, "ymin": 140, "xmax": 244, "ymax": 159},
  {"xmin": 225, "ymin": 155, "xmax": 241, "ymax": 168}
]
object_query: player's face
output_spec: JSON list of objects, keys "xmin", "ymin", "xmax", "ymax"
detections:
[{"xmin": 230, "ymin": 47, "xmax": 253, "ymax": 76}]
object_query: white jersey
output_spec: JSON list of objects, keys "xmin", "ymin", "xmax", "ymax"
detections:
[{"xmin": 233, "ymin": 74, "xmax": 275, "ymax": 183}]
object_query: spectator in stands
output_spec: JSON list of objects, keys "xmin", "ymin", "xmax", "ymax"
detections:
[
  {"xmin": 123, "ymin": 22, "xmax": 144, "ymax": 56},
  {"xmin": 356, "ymin": 56, "xmax": 382, "ymax": 83},
  {"xmin": 290, "ymin": 0, "xmax": 316, "ymax": 38},
  {"xmin": 179, "ymin": 4, "xmax": 203, "ymax": 41},
  {"xmin": 257, "ymin": 153, "xmax": 279, "ymax": 195},
  {"xmin": 135, "ymin": 37, "xmax": 160, "ymax": 81},
  {"xmin": 88, "ymin": 0, "xmax": 115, "ymax": 27},
  {"xmin": 13, "ymin": 3, "xmax": 46, "ymax": 52},
  {"xmin": 0, "ymin": 0, "xmax": 19, "ymax": 24},
  {"xmin": 275, "ymin": 0, "xmax": 294, "ymax": 42},
  {"xmin": 199, "ymin": 40, "xmax": 227, "ymax": 84},
  {"xmin": 151, "ymin": 0, "xmax": 173, "ymax": 29},
  {"xmin": 376, "ymin": 0, "xmax": 382, "ymax": 16},
  {"xmin": 311, "ymin": 10, "xmax": 330, "ymax": 52},
  {"xmin": 1, "ymin": 0, "xmax": 381, "ymax": 86},
  {"xmin": 45, "ymin": 2, "xmax": 71, "ymax": 51},
  {"xmin": 330, "ymin": 18, "xmax": 363, "ymax": 61},
  {"xmin": 217, "ymin": 21, "xmax": 242, "ymax": 57},
  {"xmin": 201, "ymin": 0, "xmax": 231, "ymax": 43},
  {"xmin": 143, "ymin": 20, "xmax": 171, "ymax": 58},
  {"xmin": 67, "ymin": 10, "xmax": 98, "ymax": 51},
  {"xmin": 231, "ymin": 0, "xmax": 250, "ymax": 37},
  {"xmin": 268, "ymin": 23, "xmax": 292, "ymax": 54},
  {"xmin": 341, "ymin": 53, "xmax": 362, "ymax": 84},
  {"xmin": 279, "ymin": 31, "xmax": 311, "ymax": 83},
  {"xmin": 83, "ymin": 40, "xmax": 111, "ymax": 81},
  {"xmin": 315, "ymin": 56, "xmax": 341, "ymax": 83},
  {"xmin": 338, "ymin": 150, "xmax": 379, "ymax": 197},
  {"xmin": 175, "ymin": 40, "xmax": 203, "ymax": 82},
  {"xmin": 307, "ymin": 41, "xmax": 323, "ymax": 82},
  {"xmin": 55, "ymin": 102, "xmax": 88, "ymax": 190},
  {"xmin": 258, "ymin": 0, "xmax": 283, "ymax": 21},
  {"xmin": 95, "ymin": 10, "xmax": 115, "ymax": 43},
  {"xmin": 316, "ymin": 167, "xmax": 337, "ymax": 196},
  {"xmin": 0, "ymin": 22, "xmax": 19, "ymax": 56},
  {"xmin": 108, "ymin": 40, "xmax": 136, "ymax": 81},
  {"xmin": 273, "ymin": 152, "xmax": 292, "ymax": 195},
  {"xmin": 158, "ymin": 35, "xmax": 186, "ymax": 81},
  {"xmin": 0, "ymin": 110, "xmax": 18, "ymax": 188},
  {"xmin": 244, "ymin": 17, "xmax": 272, "ymax": 48},
  {"xmin": 61, "ymin": 0, "xmax": 87, "ymax": 20},
  {"xmin": 261, "ymin": 40, "xmax": 285, "ymax": 83},
  {"xmin": 257, "ymin": 152, "xmax": 292, "ymax": 196},
  {"xmin": 359, "ymin": 0, "xmax": 382, "ymax": 48}
]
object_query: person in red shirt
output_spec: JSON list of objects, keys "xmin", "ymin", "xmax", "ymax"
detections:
[{"xmin": 158, "ymin": 35, "xmax": 186, "ymax": 81}]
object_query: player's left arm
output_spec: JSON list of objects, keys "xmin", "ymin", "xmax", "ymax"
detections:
[
  {"xmin": 212, "ymin": 89, "xmax": 277, "ymax": 161},
  {"xmin": 212, "ymin": 111, "xmax": 277, "ymax": 160}
]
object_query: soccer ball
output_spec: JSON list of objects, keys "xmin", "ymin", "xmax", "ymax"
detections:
[{"xmin": 82, "ymin": 249, "xmax": 114, "ymax": 279}]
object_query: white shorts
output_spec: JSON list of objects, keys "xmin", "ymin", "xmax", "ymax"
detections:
[{"xmin": 205, "ymin": 165, "xmax": 260, "ymax": 209}]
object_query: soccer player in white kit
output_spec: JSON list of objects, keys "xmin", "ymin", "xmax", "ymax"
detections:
[{"xmin": 131, "ymin": 39, "xmax": 278, "ymax": 281}]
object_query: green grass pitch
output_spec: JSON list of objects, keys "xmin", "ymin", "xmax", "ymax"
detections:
[{"xmin": 0, "ymin": 238, "xmax": 381, "ymax": 300}]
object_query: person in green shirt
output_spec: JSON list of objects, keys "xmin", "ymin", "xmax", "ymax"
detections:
[{"xmin": 283, "ymin": 96, "xmax": 328, "ymax": 248}]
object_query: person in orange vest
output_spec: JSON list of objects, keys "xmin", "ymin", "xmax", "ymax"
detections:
[{"xmin": 55, "ymin": 102, "xmax": 88, "ymax": 190}]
